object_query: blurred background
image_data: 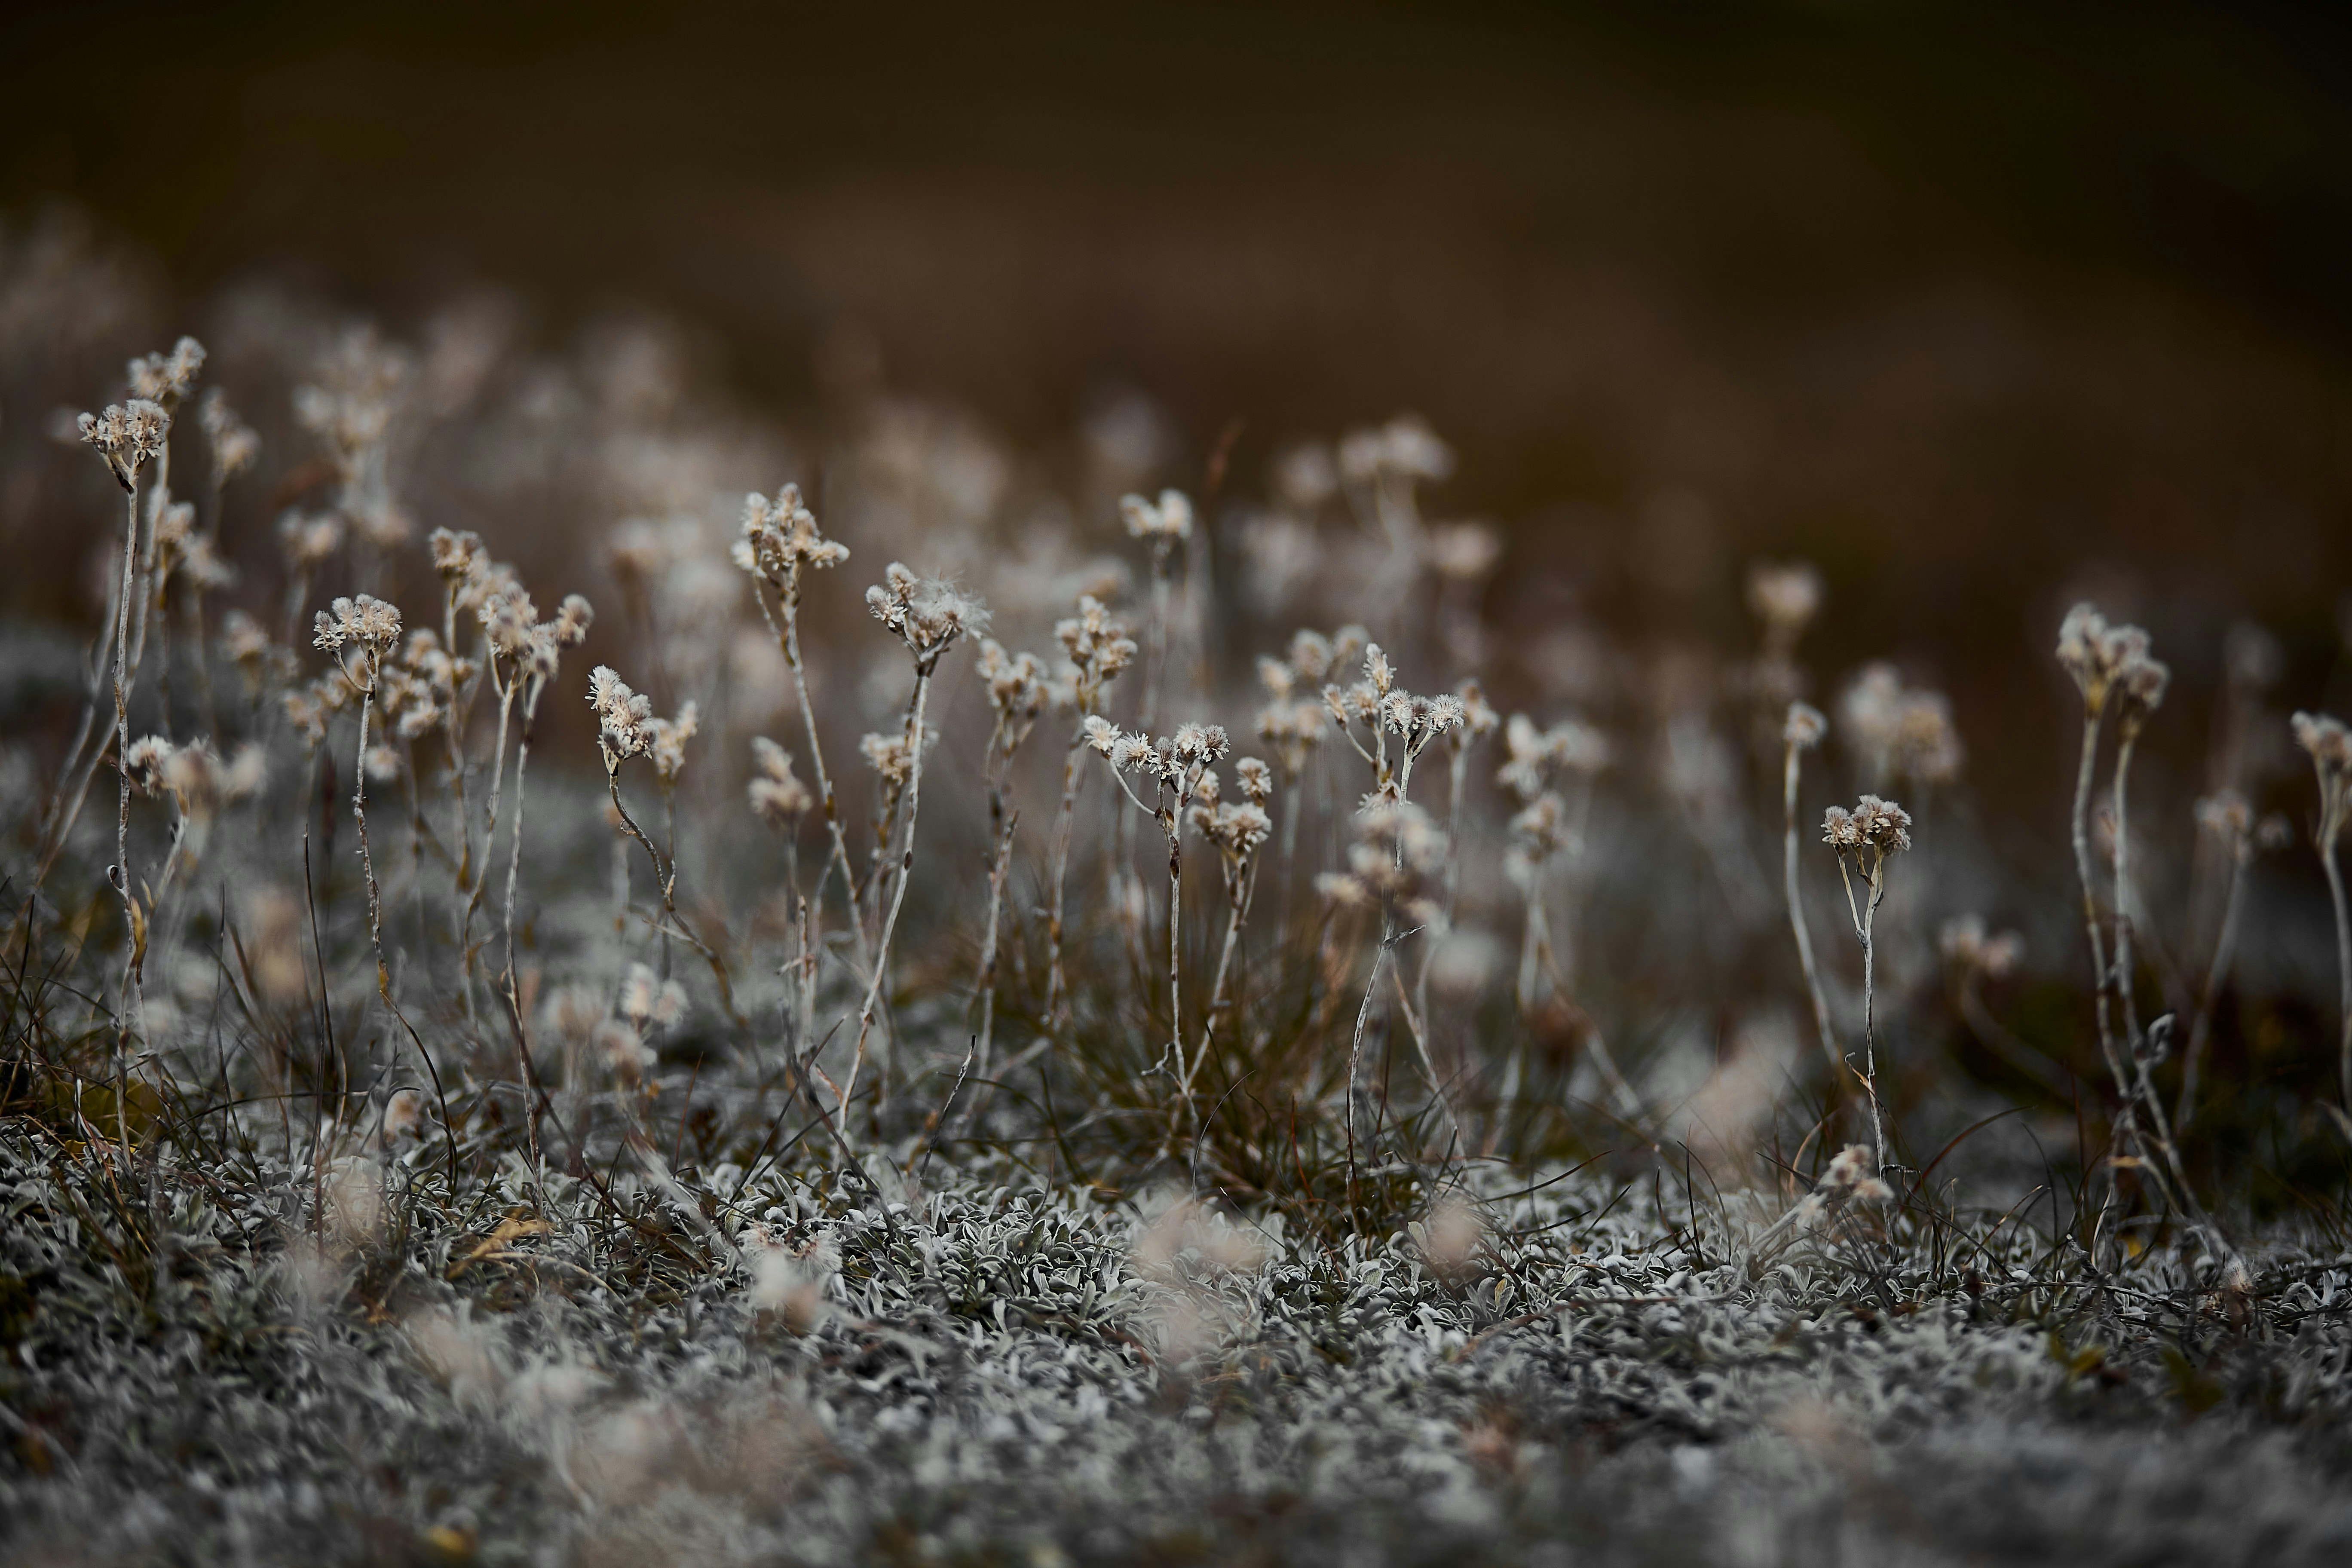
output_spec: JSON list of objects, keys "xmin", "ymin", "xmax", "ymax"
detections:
[
  {"xmin": 7, "ymin": 0, "xmax": 2352, "ymax": 1177},
  {"xmin": 9, "ymin": 2, "xmax": 2352, "ymax": 762}
]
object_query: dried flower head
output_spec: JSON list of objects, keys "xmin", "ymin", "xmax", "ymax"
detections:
[
  {"xmin": 866, "ymin": 563, "xmax": 988, "ymax": 665},
  {"xmin": 646, "ymin": 701, "xmax": 699, "ymax": 785},
  {"xmin": 1790, "ymin": 1144, "xmax": 1893, "ymax": 1233},
  {"xmin": 278, "ymin": 509, "xmax": 344, "ymax": 573},
  {"xmin": 1821, "ymin": 793, "xmax": 1913, "ymax": 857},
  {"xmin": 747, "ymin": 737, "xmax": 813, "ymax": 829},
  {"xmin": 126, "ymin": 337, "xmax": 206, "ymax": 405},
  {"xmin": 1840, "ymin": 664, "xmax": 1962, "ymax": 785},
  {"xmin": 1784, "ymin": 701, "xmax": 1827, "ymax": 750},
  {"xmin": 198, "ymin": 387, "xmax": 260, "ymax": 478},
  {"xmin": 736, "ymin": 484, "xmax": 851, "ymax": 594},
  {"xmin": 77, "ymin": 399, "xmax": 172, "ymax": 491},
  {"xmin": 618, "ymin": 962, "xmax": 687, "ymax": 1034},
  {"xmin": 2056, "ymin": 603, "xmax": 2161, "ymax": 716},
  {"xmin": 1939, "ymin": 914, "xmax": 2023, "ymax": 981},
  {"xmin": 1272, "ymin": 442, "xmax": 1338, "ymax": 513},
  {"xmin": 588, "ymin": 666, "xmax": 655, "ymax": 763},
  {"xmin": 1427, "ymin": 520, "xmax": 1502, "ymax": 582},
  {"xmin": 122, "ymin": 735, "xmax": 175, "ymax": 797},
  {"xmin": 1317, "ymin": 800, "xmax": 1450, "ymax": 928},
  {"xmin": 1746, "ymin": 560, "xmax": 1824, "ymax": 646},
  {"xmin": 1496, "ymin": 713, "xmax": 1611, "ymax": 801},
  {"xmin": 2293, "ymin": 710, "xmax": 2352, "ymax": 847},
  {"xmin": 1339, "ymin": 415, "xmax": 1453, "ymax": 485},
  {"xmin": 429, "ymin": 527, "xmax": 485, "ymax": 584},
  {"xmin": 292, "ymin": 325, "xmax": 410, "ymax": 461},
  {"xmin": 1119, "ymin": 488, "xmax": 1194, "ymax": 545},
  {"xmin": 977, "ymin": 639, "xmax": 1048, "ymax": 729},
  {"xmin": 313, "ymin": 594, "xmax": 403, "ymax": 660}
]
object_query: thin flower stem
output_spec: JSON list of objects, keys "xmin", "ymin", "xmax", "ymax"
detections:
[
  {"xmin": 840, "ymin": 668, "xmax": 933, "ymax": 1137},
  {"xmin": 1043, "ymin": 731, "xmax": 1087, "ymax": 1018},
  {"xmin": 1343, "ymin": 918, "xmax": 1392, "ymax": 1224},
  {"xmin": 1783, "ymin": 739, "xmax": 1840, "ymax": 1081},
  {"xmin": 2176, "ymin": 843, "xmax": 2248, "ymax": 1132},
  {"xmin": 109, "ymin": 476, "xmax": 144, "ymax": 1167}
]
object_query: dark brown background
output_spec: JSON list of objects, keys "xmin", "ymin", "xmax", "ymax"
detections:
[{"xmin": 8, "ymin": 1, "xmax": 2352, "ymax": 816}]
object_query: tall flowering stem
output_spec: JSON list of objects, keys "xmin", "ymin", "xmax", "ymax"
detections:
[
  {"xmin": 972, "ymin": 641, "xmax": 1047, "ymax": 1089},
  {"xmin": 1317, "ymin": 802, "xmax": 1452, "ymax": 1211},
  {"xmin": 1190, "ymin": 761, "xmax": 1276, "ymax": 1100},
  {"xmin": 1779, "ymin": 704, "xmax": 1841, "ymax": 1082},
  {"xmin": 1042, "ymin": 597, "xmax": 1136, "ymax": 1017},
  {"xmin": 1822, "ymin": 794, "xmax": 1914, "ymax": 1174},
  {"xmin": 836, "ymin": 566, "xmax": 985, "ymax": 1136},
  {"xmin": 2055, "ymin": 603, "xmax": 2198, "ymax": 1234},
  {"xmin": 735, "ymin": 487, "xmax": 867, "ymax": 1004},
  {"xmin": 78, "ymin": 397, "xmax": 174, "ymax": 1160},
  {"xmin": 1117, "ymin": 491, "xmax": 1194, "ymax": 973},
  {"xmin": 1085, "ymin": 714, "xmax": 1230, "ymax": 1128},
  {"xmin": 589, "ymin": 666, "xmax": 744, "ymax": 1034}
]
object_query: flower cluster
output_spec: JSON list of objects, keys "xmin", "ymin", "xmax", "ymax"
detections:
[
  {"xmin": 1746, "ymin": 560, "xmax": 1823, "ymax": 650},
  {"xmin": 1821, "ymin": 794, "xmax": 1914, "ymax": 858},
  {"xmin": 1118, "ymin": 488, "xmax": 1193, "ymax": 545},
  {"xmin": 1255, "ymin": 627, "xmax": 1362, "ymax": 780},
  {"xmin": 618, "ymin": 962, "xmax": 689, "ymax": 1035},
  {"xmin": 126, "ymin": 336, "xmax": 208, "ymax": 406},
  {"xmin": 1495, "ymin": 712, "xmax": 1610, "ymax": 802},
  {"xmin": 1839, "ymin": 663, "xmax": 1963, "ymax": 786},
  {"xmin": 733, "ymin": 484, "xmax": 851, "ymax": 594},
  {"xmin": 2057, "ymin": 602, "xmax": 2168, "ymax": 716},
  {"xmin": 77, "ymin": 399, "xmax": 172, "ymax": 491},
  {"xmin": 312, "ymin": 594, "xmax": 403, "ymax": 659},
  {"xmin": 2293, "ymin": 710, "xmax": 2352, "ymax": 848},
  {"xmin": 746, "ymin": 738, "xmax": 813, "ymax": 830},
  {"xmin": 977, "ymin": 640, "xmax": 1047, "ymax": 732},
  {"xmin": 291, "ymin": 325, "xmax": 409, "ymax": 464},
  {"xmin": 459, "ymin": 545, "xmax": 591, "ymax": 689},
  {"xmin": 1781, "ymin": 701, "xmax": 1827, "ymax": 752},
  {"xmin": 1337, "ymin": 415, "xmax": 1453, "ymax": 487},
  {"xmin": 1316, "ymin": 800, "xmax": 1449, "ymax": 931},
  {"xmin": 1938, "ymin": 915, "xmax": 2024, "ymax": 981},
  {"xmin": 198, "ymin": 387, "xmax": 260, "ymax": 478},
  {"xmin": 646, "ymin": 701, "xmax": 699, "ymax": 786},
  {"xmin": 153, "ymin": 495, "xmax": 234, "ymax": 593},
  {"xmin": 1504, "ymin": 792, "xmax": 1573, "ymax": 889},
  {"xmin": 1085, "ymin": 716, "xmax": 1232, "ymax": 789},
  {"xmin": 1425, "ymin": 520, "xmax": 1501, "ymax": 583},
  {"xmin": 1047, "ymin": 594, "xmax": 1136, "ymax": 717},
  {"xmin": 858, "ymin": 729, "xmax": 924, "ymax": 789},
  {"xmin": 221, "ymin": 609, "xmax": 296, "ymax": 696},
  {"xmin": 1790, "ymin": 1144, "xmax": 1893, "ymax": 1233},
  {"xmin": 1321, "ymin": 643, "xmax": 1465, "ymax": 801},
  {"xmin": 588, "ymin": 666, "xmax": 655, "ymax": 763},
  {"xmin": 1188, "ymin": 761, "xmax": 1275, "ymax": 860},
  {"xmin": 120, "ymin": 736, "xmax": 264, "ymax": 818},
  {"xmin": 280, "ymin": 510, "xmax": 345, "ymax": 573},
  {"xmin": 865, "ymin": 563, "xmax": 987, "ymax": 666}
]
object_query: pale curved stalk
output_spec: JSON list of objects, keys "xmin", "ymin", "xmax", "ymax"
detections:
[
  {"xmin": 109, "ymin": 476, "xmax": 144, "ymax": 1164},
  {"xmin": 459, "ymin": 665, "xmax": 517, "ymax": 1007},
  {"xmin": 840, "ymin": 669, "xmax": 933, "ymax": 1136},
  {"xmin": 754, "ymin": 577, "xmax": 869, "ymax": 973},
  {"xmin": 1782, "ymin": 740, "xmax": 1840, "ymax": 1081},
  {"xmin": 1043, "ymin": 731, "xmax": 1087, "ymax": 1017},
  {"xmin": 971, "ymin": 726, "xmax": 1019, "ymax": 1088}
]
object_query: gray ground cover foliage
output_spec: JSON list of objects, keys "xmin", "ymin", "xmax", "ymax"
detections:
[{"xmin": 5, "ymin": 1130, "xmax": 2352, "ymax": 1566}]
